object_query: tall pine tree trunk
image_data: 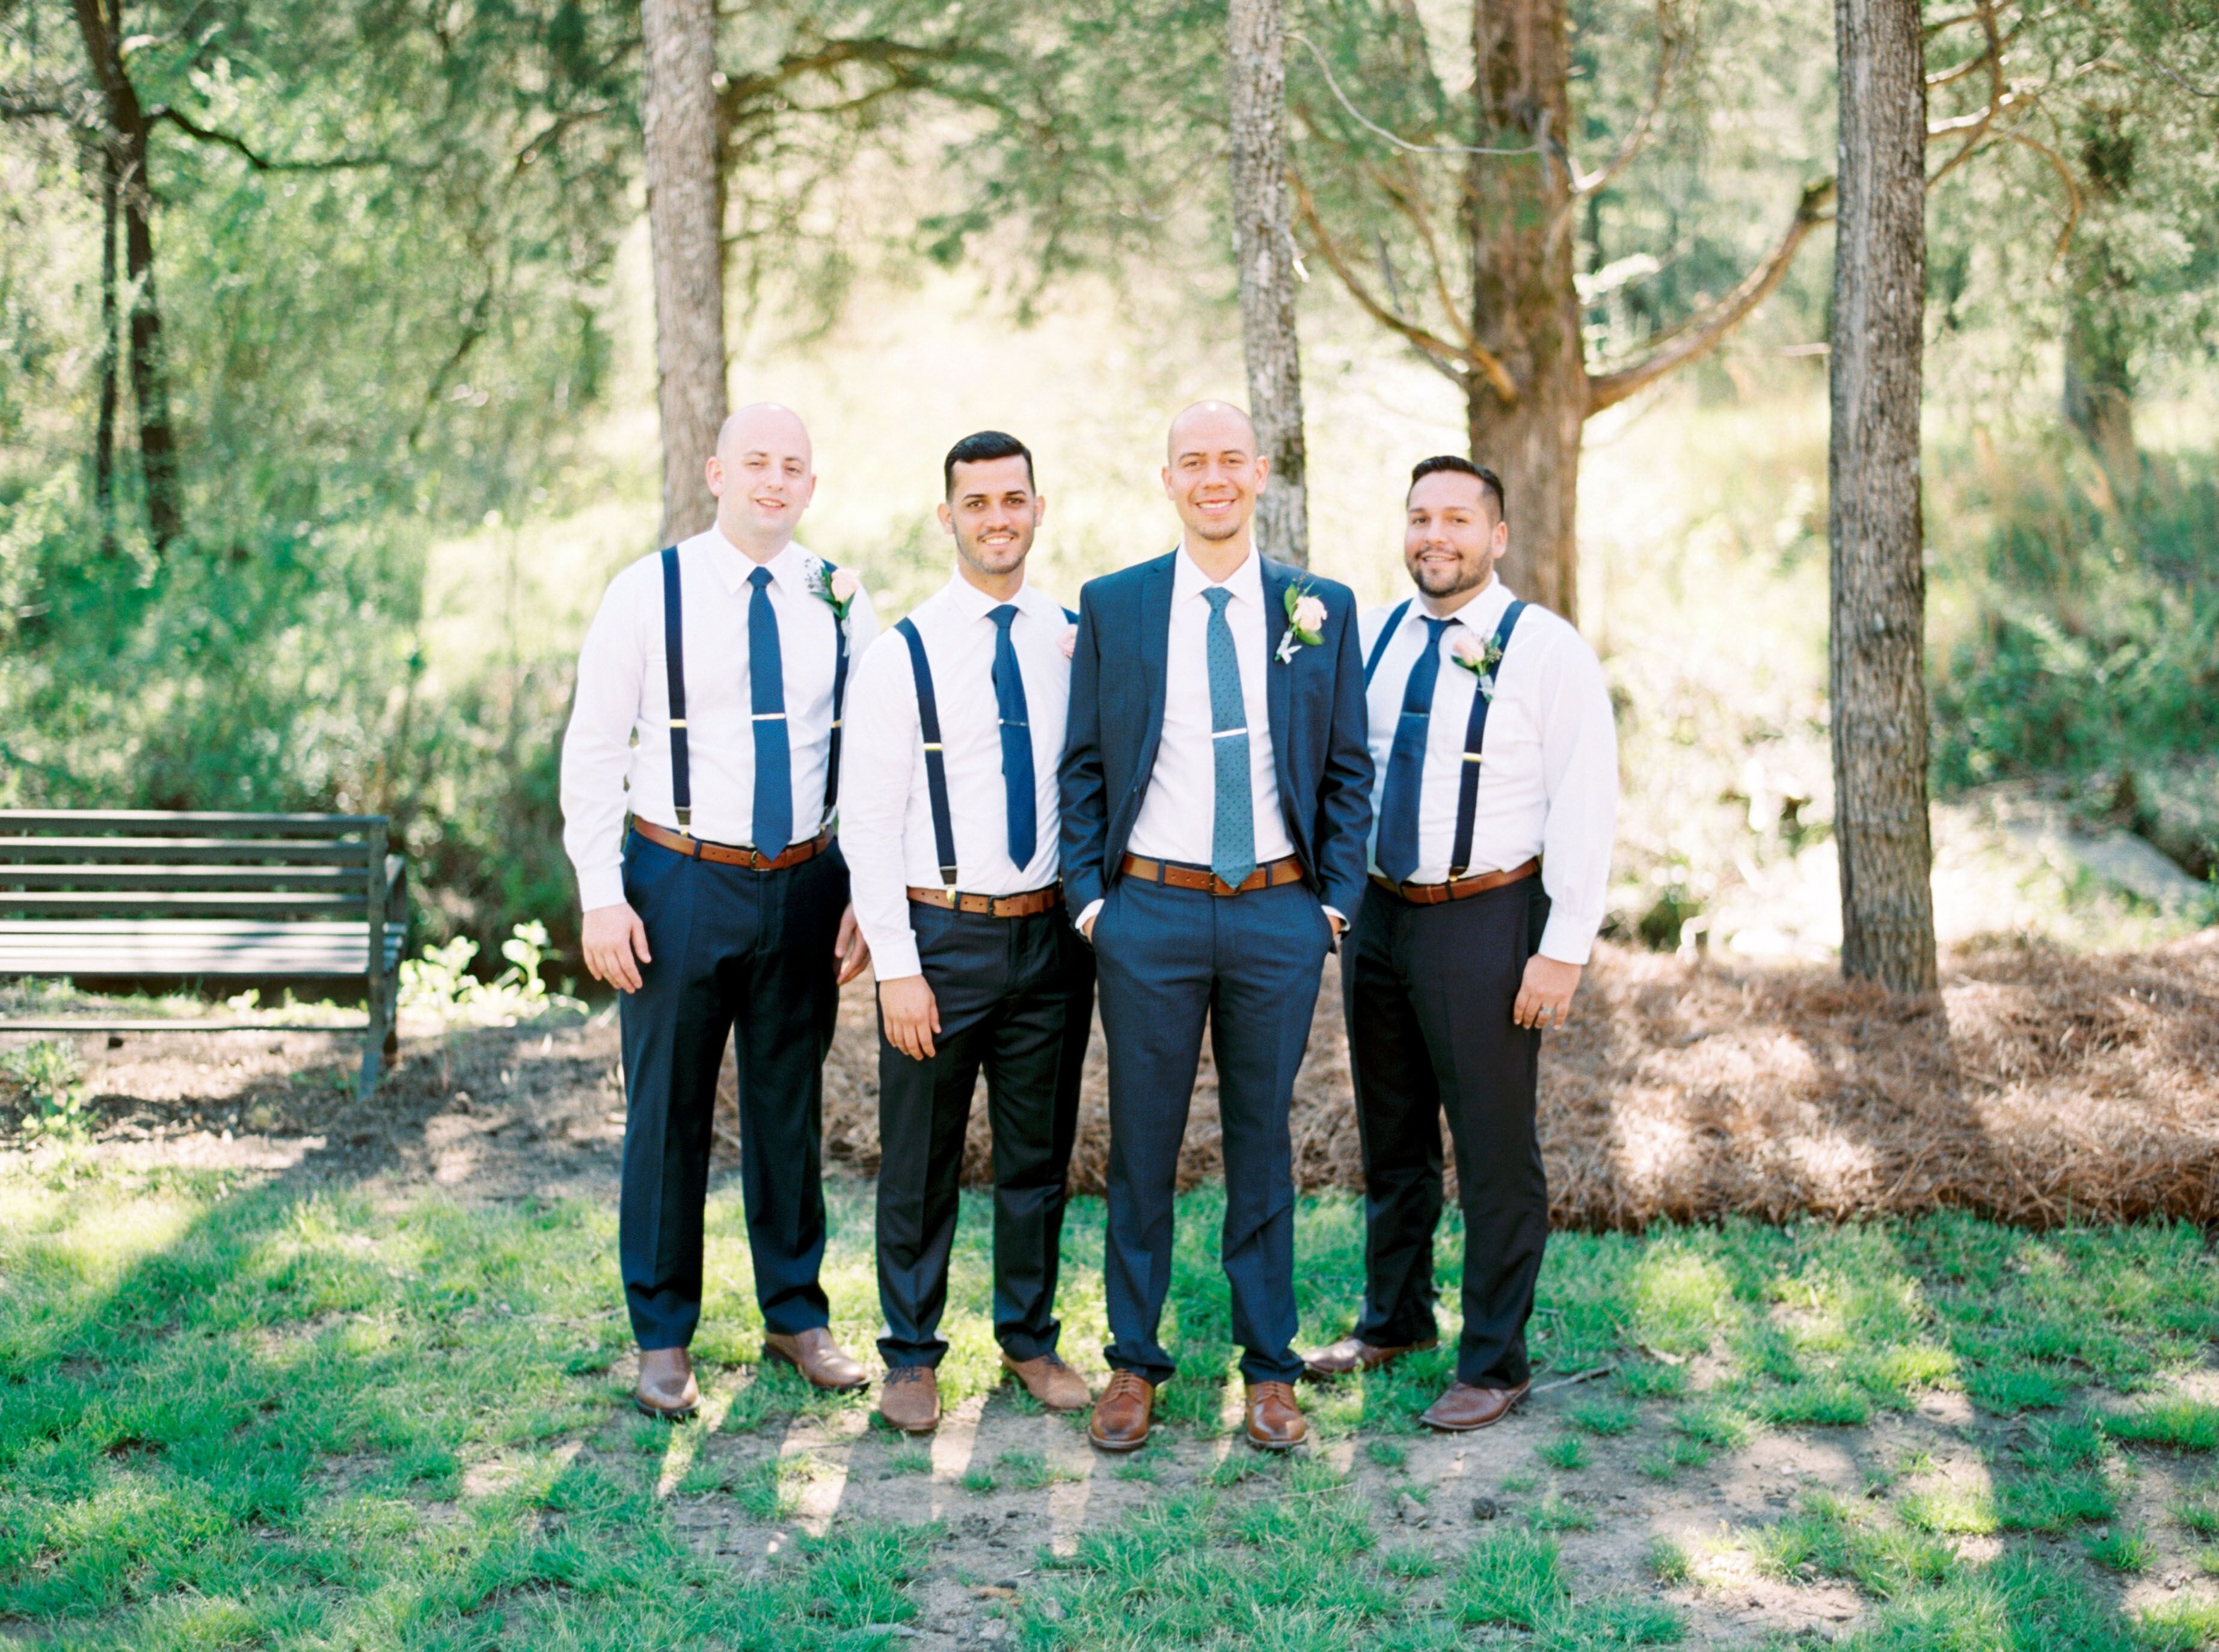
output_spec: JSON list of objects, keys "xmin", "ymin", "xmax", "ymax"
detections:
[
  {"xmin": 640, "ymin": 0, "xmax": 726, "ymax": 546},
  {"xmin": 2062, "ymin": 108, "xmax": 2137, "ymax": 488},
  {"xmin": 1829, "ymin": 0, "xmax": 1937, "ymax": 993},
  {"xmin": 94, "ymin": 139, "xmax": 119, "ymax": 554},
  {"xmin": 1465, "ymin": 0, "xmax": 1584, "ymax": 619},
  {"xmin": 1229, "ymin": 0, "xmax": 1310, "ymax": 567},
  {"xmin": 75, "ymin": 0, "xmax": 179, "ymax": 551}
]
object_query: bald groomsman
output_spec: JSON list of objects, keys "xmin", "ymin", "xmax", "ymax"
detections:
[
  {"xmin": 839, "ymin": 431, "xmax": 1095, "ymax": 1434},
  {"xmin": 562, "ymin": 404, "xmax": 880, "ymax": 1419},
  {"xmin": 1062, "ymin": 402, "xmax": 1375, "ymax": 1454},
  {"xmin": 1303, "ymin": 456, "xmax": 1616, "ymax": 1431}
]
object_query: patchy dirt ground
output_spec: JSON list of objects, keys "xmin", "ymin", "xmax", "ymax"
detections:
[
  {"xmin": 10, "ymin": 927, "xmax": 2219, "ymax": 1223},
  {"xmin": 7, "ymin": 939, "xmax": 2219, "ymax": 1645}
]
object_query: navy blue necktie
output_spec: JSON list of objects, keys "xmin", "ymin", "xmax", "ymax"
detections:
[
  {"xmin": 1376, "ymin": 616, "xmax": 1452, "ymax": 884},
  {"xmin": 989, "ymin": 604, "xmax": 1037, "ymax": 869},
  {"xmin": 747, "ymin": 566, "xmax": 793, "ymax": 858},
  {"xmin": 1203, "ymin": 586, "xmax": 1257, "ymax": 889}
]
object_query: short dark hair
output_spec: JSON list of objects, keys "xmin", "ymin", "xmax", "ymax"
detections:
[
  {"xmin": 944, "ymin": 431, "xmax": 1036, "ymax": 497},
  {"xmin": 1408, "ymin": 454, "xmax": 1505, "ymax": 523}
]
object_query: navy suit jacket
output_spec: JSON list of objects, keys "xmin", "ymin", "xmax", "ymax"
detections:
[{"xmin": 1058, "ymin": 549, "xmax": 1377, "ymax": 923}]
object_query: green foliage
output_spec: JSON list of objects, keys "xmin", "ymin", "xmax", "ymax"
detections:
[
  {"xmin": 398, "ymin": 921, "xmax": 585, "ymax": 1025},
  {"xmin": 1932, "ymin": 442, "xmax": 2219, "ymax": 805},
  {"xmin": 0, "ymin": 1038, "xmax": 93, "ymax": 1141}
]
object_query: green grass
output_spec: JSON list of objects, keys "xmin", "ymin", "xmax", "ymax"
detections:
[{"xmin": 5, "ymin": 1165, "xmax": 2219, "ymax": 1647}]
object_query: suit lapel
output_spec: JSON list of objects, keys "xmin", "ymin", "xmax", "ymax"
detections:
[
  {"xmin": 1135, "ymin": 553, "xmax": 1175, "ymax": 791},
  {"xmin": 1260, "ymin": 557, "xmax": 1298, "ymax": 832}
]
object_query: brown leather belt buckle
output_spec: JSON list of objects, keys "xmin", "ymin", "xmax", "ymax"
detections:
[
  {"xmin": 1370, "ymin": 856, "xmax": 1541, "ymax": 905},
  {"xmin": 907, "ymin": 885, "xmax": 1063, "ymax": 919},
  {"xmin": 1119, "ymin": 853, "xmax": 1306, "ymax": 897},
  {"xmin": 634, "ymin": 819, "xmax": 830, "ymax": 871}
]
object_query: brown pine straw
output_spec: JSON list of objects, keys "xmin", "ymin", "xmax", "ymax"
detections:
[{"xmin": 720, "ymin": 929, "xmax": 2219, "ymax": 1230}]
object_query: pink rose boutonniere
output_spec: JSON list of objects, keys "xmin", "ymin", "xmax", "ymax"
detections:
[
  {"xmin": 809, "ymin": 557, "xmax": 861, "ymax": 627},
  {"xmin": 1449, "ymin": 628, "xmax": 1508, "ymax": 699},
  {"xmin": 1058, "ymin": 624, "xmax": 1078, "ymax": 660},
  {"xmin": 1275, "ymin": 582, "xmax": 1327, "ymax": 665}
]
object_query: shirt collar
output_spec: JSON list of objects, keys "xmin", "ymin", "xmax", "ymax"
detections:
[
  {"xmin": 1173, "ymin": 541, "xmax": 1263, "ymax": 606},
  {"xmin": 701, "ymin": 526, "xmax": 812, "ymax": 597},
  {"xmin": 1410, "ymin": 573, "xmax": 1515, "ymax": 637},
  {"xmin": 942, "ymin": 569, "xmax": 1054, "ymax": 625}
]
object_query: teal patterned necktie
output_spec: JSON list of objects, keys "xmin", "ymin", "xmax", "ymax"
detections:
[{"xmin": 1203, "ymin": 586, "xmax": 1256, "ymax": 888}]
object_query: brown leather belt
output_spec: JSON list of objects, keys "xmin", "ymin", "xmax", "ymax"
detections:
[
  {"xmin": 1370, "ymin": 856, "xmax": 1540, "ymax": 906},
  {"xmin": 1119, "ymin": 852, "xmax": 1307, "ymax": 897},
  {"xmin": 633, "ymin": 818, "xmax": 832, "ymax": 871},
  {"xmin": 908, "ymin": 885, "xmax": 1063, "ymax": 919}
]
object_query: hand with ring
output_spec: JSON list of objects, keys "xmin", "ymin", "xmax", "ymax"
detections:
[{"xmin": 1513, "ymin": 955, "xmax": 1582, "ymax": 1031}]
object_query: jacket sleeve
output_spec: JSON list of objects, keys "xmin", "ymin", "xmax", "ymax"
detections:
[
  {"xmin": 1057, "ymin": 583, "xmax": 1111, "ymax": 917},
  {"xmin": 1312, "ymin": 583, "xmax": 1377, "ymax": 924}
]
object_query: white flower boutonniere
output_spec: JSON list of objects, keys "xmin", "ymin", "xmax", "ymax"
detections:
[
  {"xmin": 1275, "ymin": 582, "xmax": 1327, "ymax": 665},
  {"xmin": 1450, "ymin": 628, "xmax": 1508, "ymax": 699},
  {"xmin": 807, "ymin": 557, "xmax": 861, "ymax": 627}
]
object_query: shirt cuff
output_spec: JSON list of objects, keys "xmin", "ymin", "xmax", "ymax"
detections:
[
  {"xmin": 1536, "ymin": 909, "xmax": 1596, "ymax": 966},
  {"xmin": 577, "ymin": 867, "xmax": 627, "ymax": 914},
  {"xmin": 869, "ymin": 936, "xmax": 923, "ymax": 983},
  {"xmin": 1076, "ymin": 898, "xmax": 1103, "ymax": 935}
]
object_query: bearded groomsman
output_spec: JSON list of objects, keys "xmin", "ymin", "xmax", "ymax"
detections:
[
  {"xmin": 562, "ymin": 403, "xmax": 880, "ymax": 1420},
  {"xmin": 1302, "ymin": 455, "xmax": 1616, "ymax": 1432},
  {"xmin": 838, "ymin": 431, "xmax": 1096, "ymax": 1434},
  {"xmin": 1062, "ymin": 402, "xmax": 1375, "ymax": 1454}
]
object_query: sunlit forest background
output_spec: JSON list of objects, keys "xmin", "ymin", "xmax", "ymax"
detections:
[{"xmin": 4, "ymin": 0, "xmax": 2215, "ymax": 981}]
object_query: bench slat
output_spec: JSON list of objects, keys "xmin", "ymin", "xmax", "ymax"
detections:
[
  {"xmin": 0, "ymin": 892, "xmax": 367, "ymax": 917},
  {"xmin": 0, "ymin": 837, "xmax": 373, "ymax": 865},
  {"xmin": 0, "ymin": 920, "xmax": 402, "ymax": 977},
  {"xmin": 0, "ymin": 866, "xmax": 366, "ymax": 889},
  {"xmin": 0, "ymin": 811, "xmax": 382, "ymax": 836}
]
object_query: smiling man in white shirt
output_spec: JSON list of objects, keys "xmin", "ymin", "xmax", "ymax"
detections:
[
  {"xmin": 1060, "ymin": 402, "xmax": 1376, "ymax": 1455},
  {"xmin": 837, "ymin": 431, "xmax": 1096, "ymax": 1434},
  {"xmin": 1301, "ymin": 455, "xmax": 1618, "ymax": 1434},
  {"xmin": 560, "ymin": 402, "xmax": 880, "ymax": 1420}
]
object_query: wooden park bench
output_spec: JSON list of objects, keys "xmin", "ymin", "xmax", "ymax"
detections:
[{"xmin": 0, "ymin": 811, "xmax": 408, "ymax": 1098}]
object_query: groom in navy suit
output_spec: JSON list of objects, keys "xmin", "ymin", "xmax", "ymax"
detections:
[{"xmin": 1061, "ymin": 401, "xmax": 1375, "ymax": 1453}]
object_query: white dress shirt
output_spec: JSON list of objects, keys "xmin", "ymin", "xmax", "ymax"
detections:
[
  {"xmin": 1128, "ymin": 544, "xmax": 1299, "ymax": 868},
  {"xmin": 838, "ymin": 573, "xmax": 1073, "ymax": 982},
  {"xmin": 560, "ymin": 528, "xmax": 882, "ymax": 912},
  {"xmin": 1357, "ymin": 577, "xmax": 1618, "ymax": 965}
]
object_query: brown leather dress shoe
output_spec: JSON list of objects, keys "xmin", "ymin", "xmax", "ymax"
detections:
[
  {"xmin": 1087, "ymin": 1370, "xmax": 1156, "ymax": 1452},
  {"xmin": 1002, "ymin": 1350, "xmax": 1093, "ymax": 1413},
  {"xmin": 634, "ymin": 1346, "xmax": 699, "ymax": 1420},
  {"xmin": 1301, "ymin": 1335, "xmax": 1438, "ymax": 1380},
  {"xmin": 1420, "ymin": 1380, "xmax": 1529, "ymax": 1432},
  {"xmin": 762, "ymin": 1327, "xmax": 868, "ymax": 1391},
  {"xmin": 1244, "ymin": 1381, "xmax": 1309, "ymax": 1451},
  {"xmin": 879, "ymin": 1365, "xmax": 941, "ymax": 1433}
]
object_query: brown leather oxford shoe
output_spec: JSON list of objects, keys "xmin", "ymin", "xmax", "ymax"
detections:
[
  {"xmin": 1300, "ymin": 1336, "xmax": 1438, "ymax": 1380},
  {"xmin": 1244, "ymin": 1381, "xmax": 1308, "ymax": 1451},
  {"xmin": 762, "ymin": 1327, "xmax": 868, "ymax": 1391},
  {"xmin": 878, "ymin": 1365, "xmax": 941, "ymax": 1433},
  {"xmin": 1087, "ymin": 1370, "xmax": 1156, "ymax": 1452},
  {"xmin": 1002, "ymin": 1350, "xmax": 1093, "ymax": 1413},
  {"xmin": 634, "ymin": 1345, "xmax": 699, "ymax": 1420},
  {"xmin": 1419, "ymin": 1380, "xmax": 1529, "ymax": 1432}
]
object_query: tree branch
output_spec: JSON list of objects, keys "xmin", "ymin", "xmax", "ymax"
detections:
[
  {"xmin": 1289, "ymin": 166, "xmax": 1518, "ymax": 399},
  {"xmin": 1571, "ymin": 0, "xmax": 1682, "ymax": 198},
  {"xmin": 1585, "ymin": 177, "xmax": 1835, "ymax": 414},
  {"xmin": 154, "ymin": 105, "xmax": 397, "ymax": 170}
]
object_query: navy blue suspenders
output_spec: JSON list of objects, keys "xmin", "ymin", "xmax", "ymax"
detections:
[
  {"xmin": 1447, "ymin": 600, "xmax": 1527, "ymax": 878},
  {"xmin": 1363, "ymin": 598, "xmax": 1412, "ymax": 689},
  {"xmin": 895, "ymin": 618, "xmax": 960, "ymax": 889},
  {"xmin": 893, "ymin": 604, "xmax": 1076, "ymax": 893},
  {"xmin": 658, "ymin": 547, "xmax": 692, "ymax": 832},
  {"xmin": 1364, "ymin": 594, "xmax": 1530, "ymax": 880},
  {"xmin": 655, "ymin": 547, "xmax": 850, "ymax": 843}
]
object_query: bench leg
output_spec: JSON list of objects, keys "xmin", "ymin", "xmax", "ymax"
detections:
[{"xmin": 358, "ymin": 969, "xmax": 397, "ymax": 1101}]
